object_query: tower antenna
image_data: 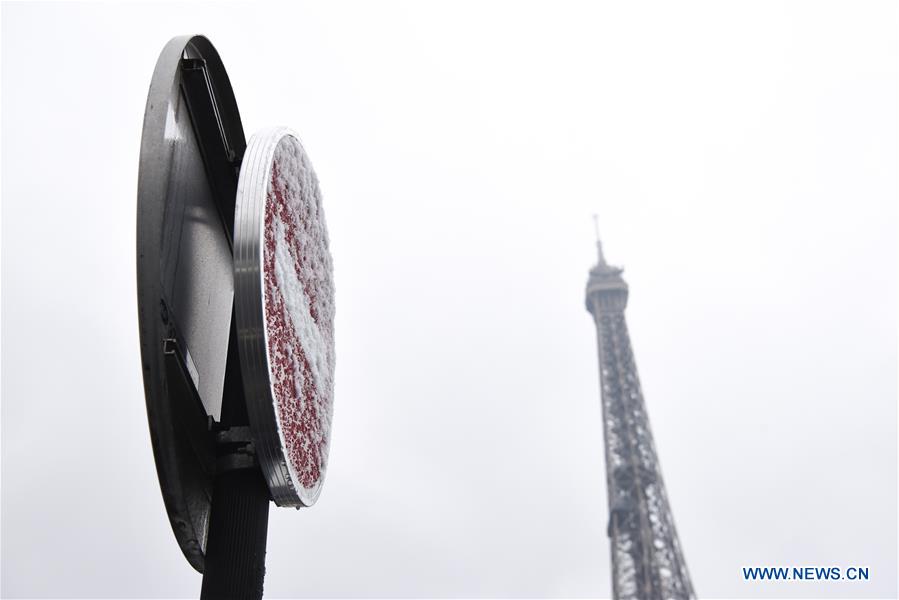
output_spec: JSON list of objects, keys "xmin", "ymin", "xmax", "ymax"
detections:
[{"xmin": 592, "ymin": 214, "xmax": 606, "ymax": 265}]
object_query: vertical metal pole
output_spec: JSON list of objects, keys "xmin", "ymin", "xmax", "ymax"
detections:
[
  {"xmin": 200, "ymin": 468, "xmax": 270, "ymax": 600},
  {"xmin": 200, "ymin": 317, "xmax": 271, "ymax": 599}
]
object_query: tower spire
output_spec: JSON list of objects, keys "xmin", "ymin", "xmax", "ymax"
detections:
[{"xmin": 592, "ymin": 214, "xmax": 606, "ymax": 266}]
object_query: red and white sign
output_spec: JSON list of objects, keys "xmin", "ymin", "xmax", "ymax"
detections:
[{"xmin": 235, "ymin": 127, "xmax": 335, "ymax": 507}]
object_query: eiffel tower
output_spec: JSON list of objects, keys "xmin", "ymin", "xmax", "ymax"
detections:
[{"xmin": 585, "ymin": 220, "xmax": 695, "ymax": 600}]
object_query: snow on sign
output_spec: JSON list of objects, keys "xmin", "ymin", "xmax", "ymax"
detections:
[{"xmin": 234, "ymin": 127, "xmax": 335, "ymax": 507}]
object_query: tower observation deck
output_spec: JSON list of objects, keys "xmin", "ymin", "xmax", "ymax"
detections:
[{"xmin": 585, "ymin": 224, "xmax": 695, "ymax": 600}]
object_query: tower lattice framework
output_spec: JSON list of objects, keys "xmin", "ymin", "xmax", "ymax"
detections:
[{"xmin": 585, "ymin": 233, "xmax": 694, "ymax": 600}]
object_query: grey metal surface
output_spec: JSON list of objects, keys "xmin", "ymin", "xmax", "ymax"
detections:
[
  {"xmin": 233, "ymin": 128, "xmax": 308, "ymax": 508},
  {"xmin": 159, "ymin": 81, "xmax": 234, "ymax": 422},
  {"xmin": 585, "ymin": 240, "xmax": 695, "ymax": 600},
  {"xmin": 137, "ymin": 35, "xmax": 246, "ymax": 571}
]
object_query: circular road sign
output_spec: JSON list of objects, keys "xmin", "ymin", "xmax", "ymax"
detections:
[
  {"xmin": 137, "ymin": 35, "xmax": 247, "ymax": 571},
  {"xmin": 234, "ymin": 127, "xmax": 336, "ymax": 508}
]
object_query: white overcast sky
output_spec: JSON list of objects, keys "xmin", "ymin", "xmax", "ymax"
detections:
[{"xmin": 1, "ymin": 2, "xmax": 896, "ymax": 598}]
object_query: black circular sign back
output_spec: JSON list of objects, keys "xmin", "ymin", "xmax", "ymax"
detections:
[{"xmin": 136, "ymin": 35, "xmax": 246, "ymax": 572}]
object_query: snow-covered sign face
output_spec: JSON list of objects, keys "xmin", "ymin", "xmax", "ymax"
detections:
[{"xmin": 234, "ymin": 127, "xmax": 335, "ymax": 507}]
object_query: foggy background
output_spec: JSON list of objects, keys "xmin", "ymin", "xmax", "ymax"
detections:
[{"xmin": 1, "ymin": 1, "xmax": 896, "ymax": 598}]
